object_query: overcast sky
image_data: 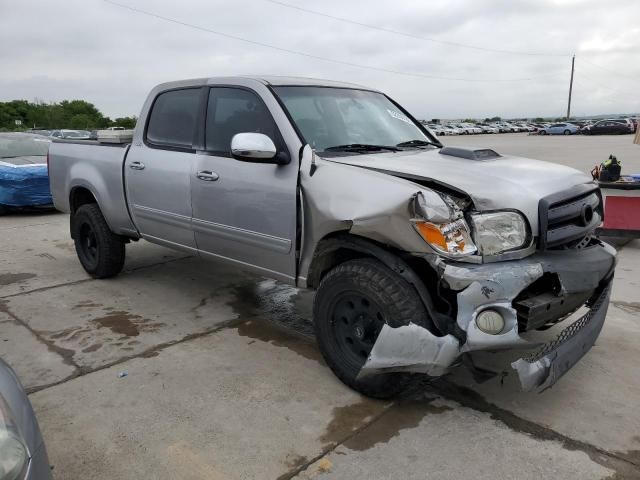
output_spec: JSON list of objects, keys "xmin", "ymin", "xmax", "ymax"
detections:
[{"xmin": 1, "ymin": 0, "xmax": 638, "ymax": 119}]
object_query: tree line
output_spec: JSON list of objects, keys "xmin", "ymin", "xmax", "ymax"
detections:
[{"xmin": 0, "ymin": 99, "xmax": 136, "ymax": 132}]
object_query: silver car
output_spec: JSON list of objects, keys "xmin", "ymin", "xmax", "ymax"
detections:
[{"xmin": 0, "ymin": 359, "xmax": 51, "ymax": 480}]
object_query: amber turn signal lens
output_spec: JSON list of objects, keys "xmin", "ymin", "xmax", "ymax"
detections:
[{"xmin": 416, "ymin": 222, "xmax": 447, "ymax": 250}]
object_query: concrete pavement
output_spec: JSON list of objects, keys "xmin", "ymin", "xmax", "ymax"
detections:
[{"xmin": 2, "ymin": 134, "xmax": 640, "ymax": 479}]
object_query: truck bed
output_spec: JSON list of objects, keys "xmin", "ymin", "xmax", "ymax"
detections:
[{"xmin": 48, "ymin": 140, "xmax": 139, "ymax": 237}]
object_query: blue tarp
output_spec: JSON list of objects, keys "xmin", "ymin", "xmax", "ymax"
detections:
[{"xmin": 0, "ymin": 163, "xmax": 52, "ymax": 207}]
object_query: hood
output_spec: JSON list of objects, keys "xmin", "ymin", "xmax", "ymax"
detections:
[{"xmin": 323, "ymin": 147, "xmax": 592, "ymax": 232}]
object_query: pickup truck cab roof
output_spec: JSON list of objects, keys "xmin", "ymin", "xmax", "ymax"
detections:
[{"xmin": 153, "ymin": 76, "xmax": 376, "ymax": 91}]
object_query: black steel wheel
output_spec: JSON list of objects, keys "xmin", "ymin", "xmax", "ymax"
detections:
[
  {"xmin": 78, "ymin": 222, "xmax": 99, "ymax": 269},
  {"xmin": 329, "ymin": 292, "xmax": 386, "ymax": 368},
  {"xmin": 72, "ymin": 204, "xmax": 126, "ymax": 278},
  {"xmin": 314, "ymin": 258, "xmax": 433, "ymax": 399}
]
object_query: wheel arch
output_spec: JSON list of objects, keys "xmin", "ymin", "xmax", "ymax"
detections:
[
  {"xmin": 305, "ymin": 232, "xmax": 460, "ymax": 339},
  {"xmin": 69, "ymin": 185, "xmax": 98, "ymax": 214}
]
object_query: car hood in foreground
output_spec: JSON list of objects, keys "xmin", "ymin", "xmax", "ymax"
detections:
[{"xmin": 323, "ymin": 147, "xmax": 591, "ymax": 232}]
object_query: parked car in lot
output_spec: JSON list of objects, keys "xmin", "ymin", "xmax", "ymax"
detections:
[
  {"xmin": 0, "ymin": 132, "xmax": 53, "ymax": 215},
  {"xmin": 0, "ymin": 359, "xmax": 52, "ymax": 480},
  {"xmin": 494, "ymin": 123, "xmax": 516, "ymax": 133},
  {"xmin": 49, "ymin": 76, "xmax": 616, "ymax": 397},
  {"xmin": 27, "ymin": 129, "xmax": 52, "ymax": 137},
  {"xmin": 581, "ymin": 120, "xmax": 633, "ymax": 135},
  {"xmin": 538, "ymin": 123, "xmax": 580, "ymax": 135},
  {"xmin": 50, "ymin": 129, "xmax": 91, "ymax": 140},
  {"xmin": 442, "ymin": 125, "xmax": 462, "ymax": 135},
  {"xmin": 476, "ymin": 124, "xmax": 499, "ymax": 134}
]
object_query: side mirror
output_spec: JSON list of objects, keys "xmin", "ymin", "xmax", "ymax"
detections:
[{"xmin": 231, "ymin": 132, "xmax": 279, "ymax": 162}]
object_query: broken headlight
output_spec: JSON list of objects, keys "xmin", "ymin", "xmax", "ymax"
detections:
[
  {"xmin": 413, "ymin": 191, "xmax": 477, "ymax": 257},
  {"xmin": 470, "ymin": 211, "xmax": 529, "ymax": 255}
]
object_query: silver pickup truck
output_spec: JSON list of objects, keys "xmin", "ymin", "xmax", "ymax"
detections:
[{"xmin": 49, "ymin": 76, "xmax": 616, "ymax": 398}]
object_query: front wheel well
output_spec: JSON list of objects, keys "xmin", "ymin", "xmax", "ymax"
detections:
[
  {"xmin": 306, "ymin": 238, "xmax": 369, "ymax": 289},
  {"xmin": 305, "ymin": 233, "xmax": 461, "ymax": 340}
]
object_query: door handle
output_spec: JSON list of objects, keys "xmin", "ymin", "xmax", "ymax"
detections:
[
  {"xmin": 196, "ymin": 170, "xmax": 219, "ymax": 181},
  {"xmin": 129, "ymin": 161, "xmax": 145, "ymax": 170}
]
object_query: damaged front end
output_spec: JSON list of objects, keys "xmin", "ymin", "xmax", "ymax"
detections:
[
  {"xmin": 299, "ymin": 146, "xmax": 616, "ymax": 392},
  {"xmin": 360, "ymin": 241, "xmax": 616, "ymax": 392}
]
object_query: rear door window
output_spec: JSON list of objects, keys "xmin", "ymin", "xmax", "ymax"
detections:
[
  {"xmin": 205, "ymin": 87, "xmax": 279, "ymax": 155},
  {"xmin": 146, "ymin": 88, "xmax": 201, "ymax": 149}
]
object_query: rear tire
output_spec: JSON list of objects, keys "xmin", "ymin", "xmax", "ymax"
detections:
[
  {"xmin": 313, "ymin": 258, "xmax": 432, "ymax": 399},
  {"xmin": 72, "ymin": 204, "xmax": 125, "ymax": 279}
]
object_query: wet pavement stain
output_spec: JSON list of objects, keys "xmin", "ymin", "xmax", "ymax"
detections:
[
  {"xmin": 0, "ymin": 272, "xmax": 36, "ymax": 285},
  {"xmin": 226, "ymin": 278, "xmax": 315, "ymax": 337},
  {"xmin": 81, "ymin": 343, "xmax": 102, "ymax": 353},
  {"xmin": 236, "ymin": 318, "xmax": 323, "ymax": 363},
  {"xmin": 320, "ymin": 398, "xmax": 389, "ymax": 447},
  {"xmin": 92, "ymin": 311, "xmax": 143, "ymax": 337},
  {"xmin": 276, "ymin": 454, "xmax": 309, "ymax": 480},
  {"xmin": 54, "ymin": 242, "xmax": 75, "ymax": 252},
  {"xmin": 612, "ymin": 301, "xmax": 640, "ymax": 314},
  {"xmin": 342, "ymin": 398, "xmax": 452, "ymax": 451},
  {"xmin": 72, "ymin": 301, "xmax": 103, "ymax": 309},
  {"xmin": 0, "ymin": 300, "xmax": 78, "ymax": 368}
]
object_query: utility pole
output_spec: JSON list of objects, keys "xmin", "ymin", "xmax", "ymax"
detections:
[{"xmin": 566, "ymin": 54, "xmax": 575, "ymax": 120}]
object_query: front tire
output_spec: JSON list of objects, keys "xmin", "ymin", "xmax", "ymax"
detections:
[
  {"xmin": 72, "ymin": 204, "xmax": 125, "ymax": 278},
  {"xmin": 313, "ymin": 258, "xmax": 432, "ymax": 399},
  {"xmin": 564, "ymin": 129, "xmax": 571, "ymax": 135},
  {"xmin": 539, "ymin": 130, "xmax": 547, "ymax": 135}
]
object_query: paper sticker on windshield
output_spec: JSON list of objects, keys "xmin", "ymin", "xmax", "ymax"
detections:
[{"xmin": 387, "ymin": 109, "xmax": 412, "ymax": 124}]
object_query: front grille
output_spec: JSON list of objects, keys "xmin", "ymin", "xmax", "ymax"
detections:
[{"xmin": 538, "ymin": 184, "xmax": 603, "ymax": 250}]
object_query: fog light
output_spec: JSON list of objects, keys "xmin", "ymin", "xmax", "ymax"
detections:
[{"xmin": 476, "ymin": 309, "xmax": 505, "ymax": 335}]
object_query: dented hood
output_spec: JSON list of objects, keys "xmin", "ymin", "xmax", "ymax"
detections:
[{"xmin": 325, "ymin": 148, "xmax": 592, "ymax": 232}]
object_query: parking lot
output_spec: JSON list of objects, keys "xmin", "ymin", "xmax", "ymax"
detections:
[{"xmin": 2, "ymin": 133, "xmax": 640, "ymax": 479}]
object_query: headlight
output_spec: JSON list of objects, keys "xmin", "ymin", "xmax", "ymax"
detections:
[
  {"xmin": 0, "ymin": 396, "xmax": 28, "ymax": 480},
  {"xmin": 412, "ymin": 190, "xmax": 477, "ymax": 257},
  {"xmin": 414, "ymin": 219, "xmax": 477, "ymax": 256},
  {"xmin": 470, "ymin": 211, "xmax": 529, "ymax": 255}
]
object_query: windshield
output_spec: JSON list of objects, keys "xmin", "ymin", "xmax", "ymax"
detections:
[
  {"xmin": 0, "ymin": 133, "xmax": 50, "ymax": 163},
  {"xmin": 272, "ymin": 86, "xmax": 436, "ymax": 154}
]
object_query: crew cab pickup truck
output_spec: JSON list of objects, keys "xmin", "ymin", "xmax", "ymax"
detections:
[{"xmin": 49, "ymin": 76, "xmax": 616, "ymax": 397}]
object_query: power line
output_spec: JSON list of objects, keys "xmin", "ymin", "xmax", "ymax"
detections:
[
  {"xmin": 577, "ymin": 56, "xmax": 638, "ymax": 82},
  {"xmin": 103, "ymin": 0, "xmax": 565, "ymax": 83},
  {"xmin": 264, "ymin": 0, "xmax": 570, "ymax": 57}
]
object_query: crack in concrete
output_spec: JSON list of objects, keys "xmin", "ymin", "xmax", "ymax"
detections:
[
  {"xmin": 0, "ymin": 254, "xmax": 193, "ymax": 300},
  {"xmin": 421, "ymin": 379, "xmax": 640, "ymax": 477},
  {"xmin": 276, "ymin": 401, "xmax": 394, "ymax": 480},
  {"xmin": 23, "ymin": 312, "xmax": 640, "ymax": 478},
  {"xmin": 0, "ymin": 300, "xmax": 81, "ymax": 371},
  {"xmin": 25, "ymin": 315, "xmax": 246, "ymax": 395}
]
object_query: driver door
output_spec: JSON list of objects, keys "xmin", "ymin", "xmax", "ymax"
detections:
[{"xmin": 190, "ymin": 86, "xmax": 298, "ymax": 283}]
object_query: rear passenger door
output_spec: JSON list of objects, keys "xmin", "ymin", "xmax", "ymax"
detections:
[
  {"xmin": 190, "ymin": 86, "xmax": 298, "ymax": 283},
  {"xmin": 125, "ymin": 87, "xmax": 203, "ymax": 250}
]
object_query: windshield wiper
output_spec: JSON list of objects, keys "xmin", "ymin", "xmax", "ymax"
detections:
[
  {"xmin": 396, "ymin": 139, "xmax": 440, "ymax": 148},
  {"xmin": 324, "ymin": 143, "xmax": 400, "ymax": 153}
]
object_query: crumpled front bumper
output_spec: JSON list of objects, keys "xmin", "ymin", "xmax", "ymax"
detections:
[
  {"xmin": 359, "ymin": 241, "xmax": 616, "ymax": 392},
  {"xmin": 512, "ymin": 280, "xmax": 611, "ymax": 391}
]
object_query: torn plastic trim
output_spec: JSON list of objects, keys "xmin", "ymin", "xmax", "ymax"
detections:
[
  {"xmin": 512, "ymin": 280, "xmax": 611, "ymax": 392},
  {"xmin": 359, "ymin": 323, "xmax": 460, "ymax": 377}
]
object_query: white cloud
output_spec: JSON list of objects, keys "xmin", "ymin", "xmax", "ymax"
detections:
[{"xmin": 1, "ymin": 0, "xmax": 638, "ymax": 119}]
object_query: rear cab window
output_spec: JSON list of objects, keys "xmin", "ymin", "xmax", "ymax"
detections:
[{"xmin": 146, "ymin": 88, "xmax": 201, "ymax": 149}]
